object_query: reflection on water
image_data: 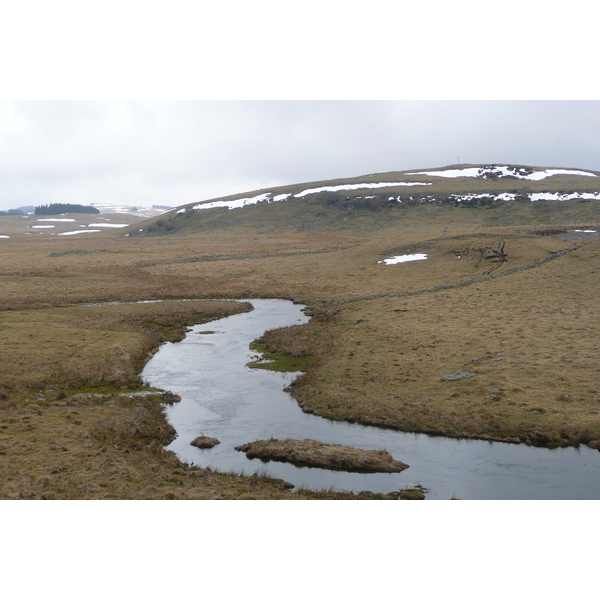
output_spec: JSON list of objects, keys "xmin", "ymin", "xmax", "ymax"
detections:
[
  {"xmin": 555, "ymin": 231, "xmax": 598, "ymax": 240},
  {"xmin": 141, "ymin": 299, "xmax": 600, "ymax": 500}
]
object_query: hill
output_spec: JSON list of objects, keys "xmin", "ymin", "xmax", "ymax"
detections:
[{"xmin": 126, "ymin": 163, "xmax": 600, "ymax": 237}]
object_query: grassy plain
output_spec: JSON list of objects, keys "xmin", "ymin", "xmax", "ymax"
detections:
[{"xmin": 1, "ymin": 189, "xmax": 600, "ymax": 498}]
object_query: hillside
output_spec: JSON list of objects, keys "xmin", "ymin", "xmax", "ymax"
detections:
[{"xmin": 127, "ymin": 163, "xmax": 600, "ymax": 237}]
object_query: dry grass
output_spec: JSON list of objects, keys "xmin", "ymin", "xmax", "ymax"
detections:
[
  {"xmin": 287, "ymin": 239, "xmax": 600, "ymax": 446},
  {"xmin": 1, "ymin": 198, "xmax": 600, "ymax": 498}
]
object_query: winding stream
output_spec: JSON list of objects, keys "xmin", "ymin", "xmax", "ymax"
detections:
[{"xmin": 141, "ymin": 299, "xmax": 600, "ymax": 499}]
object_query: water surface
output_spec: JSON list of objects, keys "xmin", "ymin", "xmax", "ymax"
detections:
[{"xmin": 141, "ymin": 299, "xmax": 600, "ymax": 499}]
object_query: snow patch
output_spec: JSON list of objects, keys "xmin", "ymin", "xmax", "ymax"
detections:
[
  {"xmin": 37, "ymin": 218, "xmax": 75, "ymax": 222},
  {"xmin": 57, "ymin": 230, "xmax": 102, "ymax": 236},
  {"xmin": 182, "ymin": 182, "xmax": 432, "ymax": 213},
  {"xmin": 412, "ymin": 165, "xmax": 597, "ymax": 180},
  {"xmin": 0, "ymin": 235, "xmax": 10, "ymax": 238},
  {"xmin": 90, "ymin": 203, "xmax": 168, "ymax": 218},
  {"xmin": 523, "ymin": 168, "xmax": 596, "ymax": 180},
  {"xmin": 31, "ymin": 225, "xmax": 55, "ymax": 229},
  {"xmin": 187, "ymin": 192, "xmax": 272, "ymax": 212},
  {"xmin": 529, "ymin": 192, "xmax": 600, "ymax": 201},
  {"xmin": 87, "ymin": 223, "xmax": 129, "ymax": 228},
  {"xmin": 294, "ymin": 182, "xmax": 431, "ymax": 197},
  {"xmin": 411, "ymin": 167, "xmax": 483, "ymax": 178},
  {"xmin": 378, "ymin": 253, "xmax": 428, "ymax": 265},
  {"xmin": 423, "ymin": 191, "xmax": 600, "ymax": 203}
]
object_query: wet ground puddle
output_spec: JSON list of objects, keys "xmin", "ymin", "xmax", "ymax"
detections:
[{"xmin": 141, "ymin": 299, "xmax": 600, "ymax": 499}]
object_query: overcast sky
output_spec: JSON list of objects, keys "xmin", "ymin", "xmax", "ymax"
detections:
[
  {"xmin": 2, "ymin": 3, "xmax": 599, "ymax": 213},
  {"xmin": 1, "ymin": 100, "xmax": 600, "ymax": 212}
]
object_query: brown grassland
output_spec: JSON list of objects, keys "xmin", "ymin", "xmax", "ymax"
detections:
[{"xmin": 1, "ymin": 188, "xmax": 600, "ymax": 499}]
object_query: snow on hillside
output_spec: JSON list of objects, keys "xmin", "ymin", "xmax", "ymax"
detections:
[
  {"xmin": 411, "ymin": 165, "xmax": 597, "ymax": 180},
  {"xmin": 57, "ymin": 230, "xmax": 102, "ymax": 236},
  {"xmin": 168, "ymin": 165, "xmax": 599, "ymax": 216},
  {"xmin": 529, "ymin": 192, "xmax": 600, "ymax": 201},
  {"xmin": 90, "ymin": 204, "xmax": 169, "ymax": 218},
  {"xmin": 435, "ymin": 191, "xmax": 600, "ymax": 203},
  {"xmin": 180, "ymin": 192, "xmax": 272, "ymax": 212},
  {"xmin": 7, "ymin": 211, "xmax": 144, "ymax": 237},
  {"xmin": 293, "ymin": 181, "xmax": 431, "ymax": 197},
  {"xmin": 179, "ymin": 181, "xmax": 432, "ymax": 213}
]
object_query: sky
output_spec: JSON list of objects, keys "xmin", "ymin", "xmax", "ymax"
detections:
[
  {"xmin": 1, "ymin": 3, "xmax": 599, "ymax": 213},
  {"xmin": 2, "ymin": 100, "xmax": 600, "ymax": 212}
]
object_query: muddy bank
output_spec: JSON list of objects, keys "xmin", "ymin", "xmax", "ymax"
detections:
[
  {"xmin": 235, "ymin": 438, "xmax": 409, "ymax": 473},
  {"xmin": 293, "ymin": 390, "xmax": 600, "ymax": 450}
]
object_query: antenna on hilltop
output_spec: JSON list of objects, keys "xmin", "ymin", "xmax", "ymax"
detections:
[{"xmin": 457, "ymin": 155, "xmax": 460, "ymax": 165}]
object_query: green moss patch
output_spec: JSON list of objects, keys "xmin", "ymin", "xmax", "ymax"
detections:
[{"xmin": 248, "ymin": 343, "xmax": 313, "ymax": 372}]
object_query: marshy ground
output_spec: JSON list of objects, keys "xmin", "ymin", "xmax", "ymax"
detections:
[{"xmin": 1, "ymin": 198, "xmax": 599, "ymax": 498}]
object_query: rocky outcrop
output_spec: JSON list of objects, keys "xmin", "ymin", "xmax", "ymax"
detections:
[{"xmin": 440, "ymin": 371, "xmax": 477, "ymax": 381}]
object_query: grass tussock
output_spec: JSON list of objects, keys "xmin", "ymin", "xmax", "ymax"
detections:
[
  {"xmin": 190, "ymin": 435, "xmax": 220, "ymax": 449},
  {"xmin": 235, "ymin": 438, "xmax": 409, "ymax": 473},
  {"xmin": 90, "ymin": 395, "xmax": 178, "ymax": 449}
]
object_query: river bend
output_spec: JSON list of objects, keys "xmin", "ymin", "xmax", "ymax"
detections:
[{"xmin": 141, "ymin": 299, "xmax": 600, "ymax": 499}]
